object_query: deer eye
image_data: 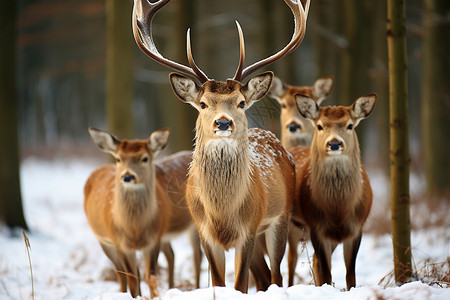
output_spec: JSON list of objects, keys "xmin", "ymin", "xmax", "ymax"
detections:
[
  {"xmin": 281, "ymin": 103, "xmax": 287, "ymax": 109},
  {"xmin": 238, "ymin": 101, "xmax": 245, "ymax": 108},
  {"xmin": 115, "ymin": 157, "xmax": 121, "ymax": 163},
  {"xmin": 317, "ymin": 125, "xmax": 323, "ymax": 131},
  {"xmin": 200, "ymin": 102, "xmax": 207, "ymax": 109},
  {"xmin": 347, "ymin": 124, "xmax": 353, "ymax": 130},
  {"xmin": 142, "ymin": 157, "xmax": 149, "ymax": 163}
]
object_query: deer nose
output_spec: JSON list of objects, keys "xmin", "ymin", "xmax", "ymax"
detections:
[
  {"xmin": 122, "ymin": 174, "xmax": 135, "ymax": 183},
  {"xmin": 215, "ymin": 120, "xmax": 232, "ymax": 131},
  {"xmin": 327, "ymin": 141, "xmax": 342, "ymax": 151},
  {"xmin": 288, "ymin": 123, "xmax": 300, "ymax": 132}
]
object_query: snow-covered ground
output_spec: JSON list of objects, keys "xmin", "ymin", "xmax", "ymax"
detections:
[{"xmin": 0, "ymin": 157, "xmax": 448, "ymax": 299}]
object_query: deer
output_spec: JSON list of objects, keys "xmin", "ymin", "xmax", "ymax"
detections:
[
  {"xmin": 268, "ymin": 75, "xmax": 334, "ymax": 286},
  {"xmin": 132, "ymin": 0, "xmax": 310, "ymax": 293},
  {"xmin": 289, "ymin": 93, "xmax": 376, "ymax": 289},
  {"xmin": 84, "ymin": 127, "xmax": 202, "ymax": 298},
  {"xmin": 268, "ymin": 76, "xmax": 334, "ymax": 149}
]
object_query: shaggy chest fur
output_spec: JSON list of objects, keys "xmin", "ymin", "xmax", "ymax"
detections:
[
  {"xmin": 309, "ymin": 156, "xmax": 364, "ymax": 241},
  {"xmin": 189, "ymin": 139, "xmax": 252, "ymax": 248},
  {"xmin": 112, "ymin": 186, "xmax": 161, "ymax": 251}
]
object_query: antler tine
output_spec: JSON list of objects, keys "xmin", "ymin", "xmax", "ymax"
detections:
[
  {"xmin": 132, "ymin": 0, "xmax": 209, "ymax": 84},
  {"xmin": 238, "ymin": 0, "xmax": 309, "ymax": 81},
  {"xmin": 187, "ymin": 29, "xmax": 209, "ymax": 83},
  {"xmin": 232, "ymin": 21, "xmax": 246, "ymax": 82}
]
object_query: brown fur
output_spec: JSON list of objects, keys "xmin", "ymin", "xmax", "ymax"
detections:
[
  {"xmin": 170, "ymin": 74, "xmax": 295, "ymax": 293},
  {"xmin": 268, "ymin": 76, "xmax": 334, "ymax": 149},
  {"xmin": 268, "ymin": 77, "xmax": 333, "ymax": 285},
  {"xmin": 290, "ymin": 94, "xmax": 376, "ymax": 289},
  {"xmin": 84, "ymin": 130, "xmax": 201, "ymax": 298}
]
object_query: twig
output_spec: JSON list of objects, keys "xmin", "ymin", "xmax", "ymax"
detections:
[
  {"xmin": 21, "ymin": 229, "xmax": 34, "ymax": 300},
  {"xmin": 304, "ymin": 242, "xmax": 315, "ymax": 286},
  {"xmin": 0, "ymin": 279, "xmax": 10, "ymax": 298}
]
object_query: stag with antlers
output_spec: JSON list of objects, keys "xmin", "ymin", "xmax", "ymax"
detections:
[{"xmin": 132, "ymin": 0, "xmax": 310, "ymax": 292}]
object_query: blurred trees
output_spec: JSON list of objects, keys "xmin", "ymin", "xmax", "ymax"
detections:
[
  {"xmin": 0, "ymin": 0, "xmax": 28, "ymax": 229},
  {"xmin": 387, "ymin": 0, "xmax": 412, "ymax": 285},
  {"xmin": 12, "ymin": 0, "xmax": 450, "ymax": 199},
  {"xmin": 422, "ymin": 0, "xmax": 450, "ymax": 200},
  {"xmin": 106, "ymin": 0, "xmax": 134, "ymax": 140}
]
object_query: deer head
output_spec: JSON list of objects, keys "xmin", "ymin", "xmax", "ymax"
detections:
[
  {"xmin": 88, "ymin": 127, "xmax": 170, "ymax": 187},
  {"xmin": 269, "ymin": 76, "xmax": 334, "ymax": 147},
  {"xmin": 295, "ymin": 94, "xmax": 377, "ymax": 160},
  {"xmin": 133, "ymin": 0, "xmax": 309, "ymax": 151}
]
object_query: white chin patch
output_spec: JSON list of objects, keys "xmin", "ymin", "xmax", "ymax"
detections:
[
  {"xmin": 215, "ymin": 130, "xmax": 232, "ymax": 137},
  {"xmin": 123, "ymin": 182, "xmax": 145, "ymax": 190},
  {"xmin": 327, "ymin": 150, "xmax": 343, "ymax": 156}
]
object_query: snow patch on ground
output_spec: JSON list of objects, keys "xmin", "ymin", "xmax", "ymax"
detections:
[{"xmin": 0, "ymin": 158, "xmax": 448, "ymax": 299}]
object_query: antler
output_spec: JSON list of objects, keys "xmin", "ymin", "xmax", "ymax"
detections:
[
  {"xmin": 132, "ymin": 0, "xmax": 209, "ymax": 84},
  {"xmin": 233, "ymin": 0, "xmax": 310, "ymax": 82},
  {"xmin": 133, "ymin": 0, "xmax": 310, "ymax": 85}
]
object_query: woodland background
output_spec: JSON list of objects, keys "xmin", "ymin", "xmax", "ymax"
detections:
[
  {"xmin": 1, "ymin": 0, "xmax": 449, "ymax": 233},
  {"xmin": 0, "ymin": 0, "xmax": 449, "ymax": 298}
]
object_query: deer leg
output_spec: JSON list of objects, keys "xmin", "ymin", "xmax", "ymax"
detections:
[
  {"xmin": 310, "ymin": 231, "xmax": 332, "ymax": 286},
  {"xmin": 117, "ymin": 250, "xmax": 141, "ymax": 298},
  {"xmin": 144, "ymin": 244, "xmax": 161, "ymax": 298},
  {"xmin": 234, "ymin": 235, "xmax": 256, "ymax": 293},
  {"xmin": 265, "ymin": 216, "xmax": 289, "ymax": 287},
  {"xmin": 249, "ymin": 236, "xmax": 271, "ymax": 291},
  {"xmin": 287, "ymin": 222, "xmax": 303, "ymax": 286},
  {"xmin": 189, "ymin": 227, "xmax": 203, "ymax": 288},
  {"xmin": 201, "ymin": 241, "xmax": 226, "ymax": 287},
  {"xmin": 99, "ymin": 243, "xmax": 127, "ymax": 292},
  {"xmin": 161, "ymin": 242, "xmax": 175, "ymax": 289},
  {"xmin": 343, "ymin": 232, "xmax": 362, "ymax": 290}
]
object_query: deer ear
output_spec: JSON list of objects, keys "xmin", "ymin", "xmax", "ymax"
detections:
[
  {"xmin": 351, "ymin": 94, "xmax": 377, "ymax": 127},
  {"xmin": 241, "ymin": 71, "xmax": 274, "ymax": 105},
  {"xmin": 268, "ymin": 76, "xmax": 287, "ymax": 102},
  {"xmin": 295, "ymin": 94, "xmax": 320, "ymax": 122},
  {"xmin": 169, "ymin": 73, "xmax": 201, "ymax": 107},
  {"xmin": 313, "ymin": 76, "xmax": 334, "ymax": 105},
  {"xmin": 149, "ymin": 128, "xmax": 170, "ymax": 153},
  {"xmin": 88, "ymin": 127, "xmax": 120, "ymax": 156}
]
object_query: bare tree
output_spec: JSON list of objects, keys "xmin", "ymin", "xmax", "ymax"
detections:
[
  {"xmin": 422, "ymin": 0, "xmax": 450, "ymax": 200},
  {"xmin": 387, "ymin": 0, "xmax": 412, "ymax": 284},
  {"xmin": 0, "ymin": 0, "xmax": 28, "ymax": 229},
  {"xmin": 106, "ymin": 0, "xmax": 134, "ymax": 139}
]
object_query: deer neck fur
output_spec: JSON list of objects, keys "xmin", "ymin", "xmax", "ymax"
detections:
[
  {"xmin": 112, "ymin": 169, "xmax": 158, "ymax": 229},
  {"xmin": 192, "ymin": 134, "xmax": 252, "ymax": 217},
  {"xmin": 309, "ymin": 143, "xmax": 363, "ymax": 215}
]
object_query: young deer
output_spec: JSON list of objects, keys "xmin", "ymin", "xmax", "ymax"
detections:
[
  {"xmin": 268, "ymin": 76, "xmax": 334, "ymax": 149},
  {"xmin": 84, "ymin": 128, "xmax": 201, "ymax": 298},
  {"xmin": 268, "ymin": 75, "xmax": 333, "ymax": 286},
  {"xmin": 132, "ymin": 0, "xmax": 310, "ymax": 292},
  {"xmin": 290, "ymin": 94, "xmax": 376, "ymax": 289}
]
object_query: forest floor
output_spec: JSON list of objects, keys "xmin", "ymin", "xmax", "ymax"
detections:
[{"xmin": 0, "ymin": 156, "xmax": 449, "ymax": 299}]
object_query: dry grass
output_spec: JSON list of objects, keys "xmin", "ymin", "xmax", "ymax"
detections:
[
  {"xmin": 22, "ymin": 229, "xmax": 34, "ymax": 300},
  {"xmin": 378, "ymin": 255, "xmax": 449, "ymax": 288},
  {"xmin": 364, "ymin": 187, "xmax": 450, "ymax": 236}
]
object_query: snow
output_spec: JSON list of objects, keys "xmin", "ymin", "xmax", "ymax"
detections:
[{"xmin": 0, "ymin": 157, "xmax": 449, "ymax": 300}]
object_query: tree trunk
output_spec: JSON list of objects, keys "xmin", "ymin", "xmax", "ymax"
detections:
[
  {"xmin": 106, "ymin": 0, "xmax": 134, "ymax": 139},
  {"xmin": 170, "ymin": 0, "xmax": 197, "ymax": 152},
  {"xmin": 338, "ymin": 0, "xmax": 372, "ymax": 105},
  {"xmin": 422, "ymin": 0, "xmax": 450, "ymax": 199},
  {"xmin": 371, "ymin": 0, "xmax": 390, "ymax": 173},
  {"xmin": 387, "ymin": 0, "xmax": 412, "ymax": 285},
  {"xmin": 0, "ymin": 0, "xmax": 28, "ymax": 230}
]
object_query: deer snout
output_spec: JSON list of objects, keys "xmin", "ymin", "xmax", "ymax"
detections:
[
  {"xmin": 287, "ymin": 122, "xmax": 301, "ymax": 132},
  {"xmin": 327, "ymin": 139, "xmax": 343, "ymax": 152},
  {"xmin": 122, "ymin": 173, "xmax": 136, "ymax": 183},
  {"xmin": 214, "ymin": 116, "xmax": 234, "ymax": 137},
  {"xmin": 215, "ymin": 119, "xmax": 232, "ymax": 131}
]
